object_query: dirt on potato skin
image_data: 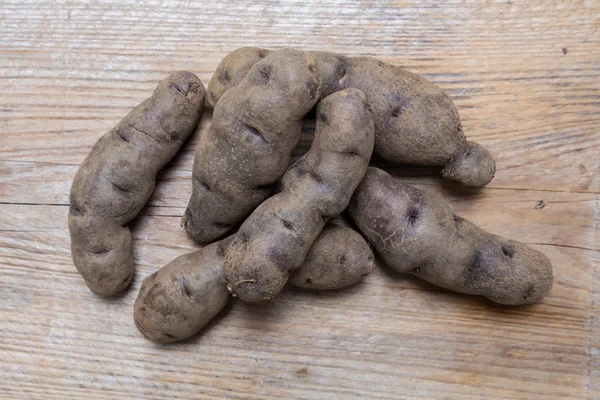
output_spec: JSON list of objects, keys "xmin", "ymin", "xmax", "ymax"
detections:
[
  {"xmin": 288, "ymin": 224, "xmax": 375, "ymax": 290},
  {"xmin": 183, "ymin": 49, "xmax": 322, "ymax": 245},
  {"xmin": 225, "ymin": 88, "xmax": 375, "ymax": 303},
  {"xmin": 134, "ymin": 221, "xmax": 375, "ymax": 344},
  {"xmin": 207, "ymin": 47, "xmax": 495, "ymax": 187},
  {"xmin": 348, "ymin": 167, "xmax": 553, "ymax": 306},
  {"xmin": 134, "ymin": 238, "xmax": 231, "ymax": 344},
  {"xmin": 69, "ymin": 71, "xmax": 205, "ymax": 297}
]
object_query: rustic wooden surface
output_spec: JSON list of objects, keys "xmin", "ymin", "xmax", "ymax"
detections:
[{"xmin": 1, "ymin": 1, "xmax": 599, "ymax": 398}]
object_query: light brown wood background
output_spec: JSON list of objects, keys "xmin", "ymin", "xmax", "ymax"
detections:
[{"xmin": 1, "ymin": 1, "xmax": 599, "ymax": 399}]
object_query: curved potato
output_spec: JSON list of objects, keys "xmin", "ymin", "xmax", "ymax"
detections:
[
  {"xmin": 225, "ymin": 88, "xmax": 374, "ymax": 302},
  {"xmin": 207, "ymin": 47, "xmax": 495, "ymax": 187},
  {"xmin": 182, "ymin": 48, "xmax": 321, "ymax": 244},
  {"xmin": 348, "ymin": 167, "xmax": 553, "ymax": 305},
  {"xmin": 69, "ymin": 72, "xmax": 205, "ymax": 296}
]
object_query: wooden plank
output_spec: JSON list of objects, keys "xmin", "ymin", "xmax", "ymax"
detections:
[
  {"xmin": 0, "ymin": 154, "xmax": 598, "ymax": 223},
  {"xmin": 0, "ymin": 0, "xmax": 598, "ymax": 398},
  {"xmin": 1, "ymin": 108, "xmax": 599, "ymax": 194},
  {"xmin": 0, "ymin": 203, "xmax": 595, "ymax": 399},
  {"xmin": 1, "ymin": 2, "xmax": 598, "ymax": 193},
  {"xmin": 1, "ymin": 84, "xmax": 598, "ymax": 193}
]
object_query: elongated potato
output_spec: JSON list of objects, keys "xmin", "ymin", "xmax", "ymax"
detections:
[
  {"xmin": 182, "ymin": 48, "xmax": 321, "ymax": 244},
  {"xmin": 134, "ymin": 222, "xmax": 374, "ymax": 344},
  {"xmin": 207, "ymin": 47, "xmax": 495, "ymax": 187},
  {"xmin": 347, "ymin": 167, "xmax": 553, "ymax": 305},
  {"xmin": 69, "ymin": 72, "xmax": 205, "ymax": 296},
  {"xmin": 225, "ymin": 88, "xmax": 374, "ymax": 303}
]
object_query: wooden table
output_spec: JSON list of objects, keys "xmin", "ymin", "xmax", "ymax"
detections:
[{"xmin": 1, "ymin": 1, "xmax": 598, "ymax": 398}]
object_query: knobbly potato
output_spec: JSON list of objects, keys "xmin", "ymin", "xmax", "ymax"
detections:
[
  {"xmin": 134, "ymin": 239, "xmax": 231, "ymax": 344},
  {"xmin": 348, "ymin": 167, "xmax": 553, "ymax": 305},
  {"xmin": 182, "ymin": 48, "xmax": 321, "ymax": 244},
  {"xmin": 288, "ymin": 223, "xmax": 374, "ymax": 290},
  {"xmin": 134, "ymin": 222, "xmax": 374, "ymax": 343},
  {"xmin": 206, "ymin": 47, "xmax": 272, "ymax": 107},
  {"xmin": 69, "ymin": 72, "xmax": 205, "ymax": 296},
  {"xmin": 207, "ymin": 47, "xmax": 495, "ymax": 187},
  {"xmin": 225, "ymin": 88, "xmax": 374, "ymax": 303}
]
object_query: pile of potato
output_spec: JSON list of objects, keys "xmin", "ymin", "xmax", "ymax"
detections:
[{"xmin": 69, "ymin": 48, "xmax": 553, "ymax": 344}]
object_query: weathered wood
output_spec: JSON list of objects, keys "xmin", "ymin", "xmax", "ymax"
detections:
[{"xmin": 0, "ymin": 0, "xmax": 598, "ymax": 398}]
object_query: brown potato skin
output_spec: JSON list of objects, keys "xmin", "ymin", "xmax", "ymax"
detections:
[
  {"xmin": 134, "ymin": 239, "xmax": 230, "ymax": 344},
  {"xmin": 225, "ymin": 89, "xmax": 375, "ymax": 303},
  {"xmin": 182, "ymin": 48, "xmax": 321, "ymax": 244},
  {"xmin": 207, "ymin": 47, "xmax": 495, "ymax": 187},
  {"xmin": 134, "ymin": 223, "xmax": 374, "ymax": 344},
  {"xmin": 288, "ymin": 224, "xmax": 374, "ymax": 290},
  {"xmin": 69, "ymin": 72, "xmax": 205, "ymax": 296},
  {"xmin": 206, "ymin": 47, "xmax": 272, "ymax": 108},
  {"xmin": 347, "ymin": 167, "xmax": 553, "ymax": 305}
]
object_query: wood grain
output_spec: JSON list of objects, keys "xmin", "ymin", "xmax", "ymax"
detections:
[{"xmin": 0, "ymin": 1, "xmax": 598, "ymax": 399}]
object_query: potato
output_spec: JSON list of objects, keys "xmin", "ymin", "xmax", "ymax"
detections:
[
  {"xmin": 69, "ymin": 72, "xmax": 205, "ymax": 296},
  {"xmin": 347, "ymin": 167, "xmax": 553, "ymax": 305},
  {"xmin": 225, "ymin": 88, "xmax": 374, "ymax": 303},
  {"xmin": 288, "ymin": 223, "xmax": 374, "ymax": 290},
  {"xmin": 134, "ymin": 222, "xmax": 374, "ymax": 344},
  {"xmin": 207, "ymin": 47, "xmax": 495, "ymax": 187},
  {"xmin": 134, "ymin": 238, "xmax": 231, "ymax": 344},
  {"xmin": 206, "ymin": 47, "xmax": 272, "ymax": 107},
  {"xmin": 182, "ymin": 48, "xmax": 321, "ymax": 244}
]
